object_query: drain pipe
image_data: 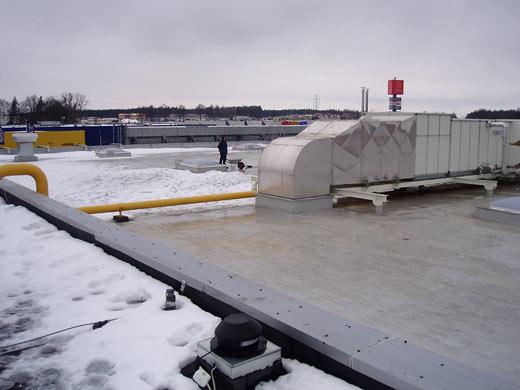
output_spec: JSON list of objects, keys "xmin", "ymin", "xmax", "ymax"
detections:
[
  {"xmin": 78, "ymin": 191, "xmax": 256, "ymax": 215},
  {"xmin": 0, "ymin": 164, "xmax": 49, "ymax": 196}
]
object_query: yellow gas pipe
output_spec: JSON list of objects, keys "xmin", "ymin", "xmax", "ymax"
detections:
[
  {"xmin": 78, "ymin": 191, "xmax": 256, "ymax": 214},
  {"xmin": 0, "ymin": 164, "xmax": 49, "ymax": 196},
  {"xmin": 0, "ymin": 163, "xmax": 255, "ymax": 214}
]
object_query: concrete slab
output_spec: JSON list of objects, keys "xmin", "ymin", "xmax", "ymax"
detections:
[
  {"xmin": 175, "ymin": 158, "xmax": 228, "ymax": 173},
  {"xmin": 95, "ymin": 148, "xmax": 132, "ymax": 158},
  {"xmin": 89, "ymin": 148, "xmax": 261, "ymax": 176},
  {"xmin": 124, "ymin": 183, "xmax": 520, "ymax": 385},
  {"xmin": 256, "ymin": 193, "xmax": 333, "ymax": 212},
  {"xmin": 475, "ymin": 196, "xmax": 520, "ymax": 226},
  {"xmin": 13, "ymin": 154, "xmax": 38, "ymax": 162}
]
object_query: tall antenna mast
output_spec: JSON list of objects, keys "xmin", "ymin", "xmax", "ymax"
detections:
[{"xmin": 313, "ymin": 94, "xmax": 320, "ymax": 112}]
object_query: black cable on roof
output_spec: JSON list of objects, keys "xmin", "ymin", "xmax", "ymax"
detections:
[{"xmin": 0, "ymin": 317, "xmax": 118, "ymax": 355}]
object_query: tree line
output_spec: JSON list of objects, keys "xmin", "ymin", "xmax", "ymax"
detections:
[
  {"xmin": 4, "ymin": 93, "xmax": 518, "ymax": 124},
  {"xmin": 0, "ymin": 93, "xmax": 88, "ymax": 125},
  {"xmin": 82, "ymin": 104, "xmax": 361, "ymax": 120},
  {"xmin": 1, "ymin": 96, "xmax": 360, "ymax": 124},
  {"xmin": 465, "ymin": 109, "xmax": 520, "ymax": 120}
]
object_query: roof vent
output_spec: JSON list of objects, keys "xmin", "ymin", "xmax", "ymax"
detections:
[
  {"xmin": 210, "ymin": 313, "xmax": 266, "ymax": 358},
  {"xmin": 181, "ymin": 313, "xmax": 285, "ymax": 389}
]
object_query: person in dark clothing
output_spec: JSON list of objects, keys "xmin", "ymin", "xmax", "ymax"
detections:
[{"xmin": 218, "ymin": 137, "xmax": 228, "ymax": 164}]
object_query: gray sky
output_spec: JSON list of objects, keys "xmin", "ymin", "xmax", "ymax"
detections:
[{"xmin": 1, "ymin": 0, "xmax": 519, "ymax": 115}]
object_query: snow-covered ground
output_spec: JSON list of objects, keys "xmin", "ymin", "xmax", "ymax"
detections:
[
  {"xmin": 0, "ymin": 149, "xmax": 255, "ymax": 219},
  {"xmin": 0, "ymin": 149, "xmax": 358, "ymax": 389}
]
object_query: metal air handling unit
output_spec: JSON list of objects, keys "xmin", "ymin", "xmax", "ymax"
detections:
[{"xmin": 256, "ymin": 113, "xmax": 520, "ymax": 213}]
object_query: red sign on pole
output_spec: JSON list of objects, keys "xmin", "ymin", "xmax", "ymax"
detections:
[{"xmin": 388, "ymin": 79, "xmax": 404, "ymax": 95}]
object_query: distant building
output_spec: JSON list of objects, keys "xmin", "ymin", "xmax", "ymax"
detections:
[
  {"xmin": 39, "ymin": 120, "xmax": 63, "ymax": 126},
  {"xmin": 80, "ymin": 117, "xmax": 119, "ymax": 125},
  {"xmin": 169, "ymin": 113, "xmax": 208, "ymax": 122},
  {"xmin": 118, "ymin": 113, "xmax": 146, "ymax": 122}
]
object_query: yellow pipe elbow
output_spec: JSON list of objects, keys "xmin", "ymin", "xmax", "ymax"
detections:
[{"xmin": 0, "ymin": 163, "xmax": 49, "ymax": 196}]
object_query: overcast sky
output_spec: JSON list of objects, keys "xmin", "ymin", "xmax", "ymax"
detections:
[{"xmin": 1, "ymin": 0, "xmax": 519, "ymax": 115}]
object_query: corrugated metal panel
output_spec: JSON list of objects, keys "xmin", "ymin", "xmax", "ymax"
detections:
[
  {"xmin": 415, "ymin": 136, "xmax": 428, "ymax": 175},
  {"xmin": 438, "ymin": 136, "xmax": 451, "ymax": 174},
  {"xmin": 460, "ymin": 122, "xmax": 471, "ymax": 171},
  {"xmin": 440, "ymin": 115, "xmax": 451, "ymax": 135},
  {"xmin": 83, "ymin": 125, "xmax": 124, "ymax": 146},
  {"xmin": 416, "ymin": 114, "xmax": 428, "ymax": 136},
  {"xmin": 469, "ymin": 122, "xmax": 480, "ymax": 169},
  {"xmin": 450, "ymin": 121, "xmax": 461, "ymax": 172},
  {"xmin": 478, "ymin": 122, "xmax": 489, "ymax": 165},
  {"xmin": 496, "ymin": 131, "xmax": 504, "ymax": 168},
  {"xmin": 415, "ymin": 114, "xmax": 455, "ymax": 176},
  {"xmin": 428, "ymin": 114, "xmax": 440, "ymax": 136},
  {"xmin": 447, "ymin": 120, "xmax": 510, "ymax": 172},
  {"xmin": 508, "ymin": 121, "xmax": 520, "ymax": 166},
  {"xmin": 426, "ymin": 134, "xmax": 439, "ymax": 174},
  {"xmin": 488, "ymin": 130, "xmax": 497, "ymax": 166},
  {"xmin": 486, "ymin": 127, "xmax": 504, "ymax": 168}
]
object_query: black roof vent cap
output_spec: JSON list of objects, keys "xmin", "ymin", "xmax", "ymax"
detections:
[{"xmin": 210, "ymin": 313, "xmax": 267, "ymax": 358}]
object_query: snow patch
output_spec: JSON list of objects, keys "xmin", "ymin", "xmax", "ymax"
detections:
[{"xmin": 0, "ymin": 148, "xmax": 359, "ymax": 389}]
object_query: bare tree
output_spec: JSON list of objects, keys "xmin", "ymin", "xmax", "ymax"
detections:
[
  {"xmin": 0, "ymin": 98, "xmax": 9, "ymax": 118},
  {"xmin": 20, "ymin": 95, "xmax": 39, "ymax": 114},
  {"xmin": 177, "ymin": 104, "xmax": 186, "ymax": 119},
  {"xmin": 36, "ymin": 96, "xmax": 44, "ymax": 112},
  {"xmin": 60, "ymin": 92, "xmax": 88, "ymax": 111},
  {"xmin": 60, "ymin": 92, "xmax": 88, "ymax": 123}
]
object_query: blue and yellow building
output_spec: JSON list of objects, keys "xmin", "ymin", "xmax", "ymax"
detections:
[{"xmin": 0, "ymin": 124, "xmax": 125, "ymax": 148}]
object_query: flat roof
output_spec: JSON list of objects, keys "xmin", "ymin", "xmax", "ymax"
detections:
[{"xmin": 125, "ymin": 183, "xmax": 520, "ymax": 385}]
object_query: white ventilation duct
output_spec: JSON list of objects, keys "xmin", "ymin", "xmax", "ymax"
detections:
[
  {"xmin": 257, "ymin": 113, "xmax": 512, "ymax": 212},
  {"xmin": 258, "ymin": 114, "xmax": 416, "ymax": 199}
]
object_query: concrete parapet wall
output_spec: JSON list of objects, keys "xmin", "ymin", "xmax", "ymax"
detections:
[{"xmin": 125, "ymin": 125, "xmax": 305, "ymax": 143}]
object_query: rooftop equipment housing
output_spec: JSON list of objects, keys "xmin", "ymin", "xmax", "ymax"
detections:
[
  {"xmin": 256, "ymin": 113, "xmax": 518, "ymax": 212},
  {"xmin": 182, "ymin": 314, "xmax": 284, "ymax": 390}
]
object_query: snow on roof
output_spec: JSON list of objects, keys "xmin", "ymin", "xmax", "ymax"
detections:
[
  {"xmin": 0, "ymin": 149, "xmax": 251, "ymax": 217},
  {"xmin": 0, "ymin": 201, "xmax": 359, "ymax": 389},
  {"xmin": 0, "ymin": 150, "xmax": 359, "ymax": 389},
  {"xmin": 0, "ymin": 200, "xmax": 219, "ymax": 389}
]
